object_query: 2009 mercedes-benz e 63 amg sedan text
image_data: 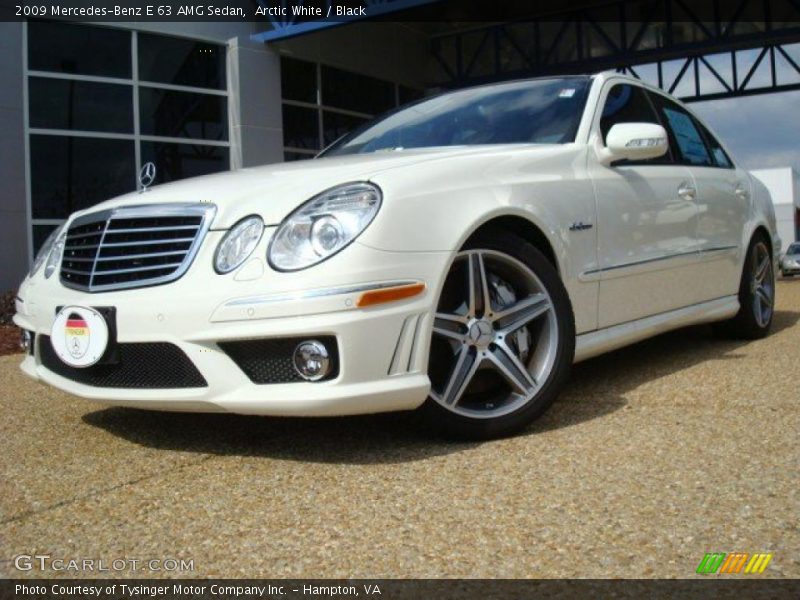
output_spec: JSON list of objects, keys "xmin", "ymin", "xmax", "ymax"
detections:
[{"xmin": 15, "ymin": 72, "xmax": 779, "ymax": 439}]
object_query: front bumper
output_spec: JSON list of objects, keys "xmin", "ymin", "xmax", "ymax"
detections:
[{"xmin": 14, "ymin": 236, "xmax": 452, "ymax": 416}]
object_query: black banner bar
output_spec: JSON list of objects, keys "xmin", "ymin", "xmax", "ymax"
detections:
[
  {"xmin": 3, "ymin": 579, "xmax": 800, "ymax": 600},
  {"xmin": 2, "ymin": 0, "xmax": 795, "ymax": 23}
]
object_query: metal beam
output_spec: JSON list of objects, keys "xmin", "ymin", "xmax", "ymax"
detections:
[{"xmin": 430, "ymin": 0, "xmax": 800, "ymax": 102}]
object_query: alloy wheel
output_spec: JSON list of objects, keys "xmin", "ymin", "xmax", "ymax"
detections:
[
  {"xmin": 428, "ymin": 249, "xmax": 559, "ymax": 419},
  {"xmin": 751, "ymin": 241, "xmax": 774, "ymax": 328}
]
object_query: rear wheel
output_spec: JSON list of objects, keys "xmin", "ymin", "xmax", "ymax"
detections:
[
  {"xmin": 715, "ymin": 234, "xmax": 775, "ymax": 339},
  {"xmin": 422, "ymin": 231, "xmax": 574, "ymax": 440}
]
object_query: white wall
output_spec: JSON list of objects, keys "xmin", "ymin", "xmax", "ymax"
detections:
[{"xmin": 751, "ymin": 167, "xmax": 799, "ymax": 254}]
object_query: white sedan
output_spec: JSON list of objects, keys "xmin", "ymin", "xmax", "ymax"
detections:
[{"xmin": 15, "ymin": 72, "xmax": 779, "ymax": 439}]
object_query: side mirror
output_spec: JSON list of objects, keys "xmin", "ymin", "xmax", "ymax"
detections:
[{"xmin": 597, "ymin": 122, "xmax": 669, "ymax": 166}]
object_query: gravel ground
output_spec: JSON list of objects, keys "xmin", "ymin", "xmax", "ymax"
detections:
[{"xmin": 1, "ymin": 279, "xmax": 798, "ymax": 579}]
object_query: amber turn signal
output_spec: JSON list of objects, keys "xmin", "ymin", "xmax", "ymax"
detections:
[{"xmin": 356, "ymin": 282, "xmax": 426, "ymax": 308}]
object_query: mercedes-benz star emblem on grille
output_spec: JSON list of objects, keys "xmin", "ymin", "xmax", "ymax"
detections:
[{"xmin": 138, "ymin": 161, "xmax": 156, "ymax": 192}]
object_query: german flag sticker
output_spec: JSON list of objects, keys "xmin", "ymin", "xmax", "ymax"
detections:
[
  {"xmin": 64, "ymin": 313, "xmax": 90, "ymax": 359},
  {"xmin": 51, "ymin": 305, "xmax": 109, "ymax": 368}
]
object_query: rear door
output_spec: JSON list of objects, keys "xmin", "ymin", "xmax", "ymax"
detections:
[{"xmin": 647, "ymin": 91, "xmax": 748, "ymax": 300}]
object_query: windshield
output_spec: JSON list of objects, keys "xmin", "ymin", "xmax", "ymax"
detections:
[
  {"xmin": 788, "ymin": 243, "xmax": 800, "ymax": 254},
  {"xmin": 322, "ymin": 77, "xmax": 591, "ymax": 156}
]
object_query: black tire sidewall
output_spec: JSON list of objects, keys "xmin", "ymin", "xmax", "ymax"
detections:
[
  {"xmin": 728, "ymin": 233, "xmax": 774, "ymax": 339},
  {"xmin": 422, "ymin": 230, "xmax": 576, "ymax": 440}
]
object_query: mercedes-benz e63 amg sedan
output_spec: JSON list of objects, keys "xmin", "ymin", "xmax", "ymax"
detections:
[{"xmin": 15, "ymin": 72, "xmax": 779, "ymax": 439}]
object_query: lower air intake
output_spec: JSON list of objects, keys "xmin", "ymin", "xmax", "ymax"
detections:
[{"xmin": 39, "ymin": 336, "xmax": 207, "ymax": 389}]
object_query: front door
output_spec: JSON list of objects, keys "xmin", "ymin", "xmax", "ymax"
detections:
[{"xmin": 588, "ymin": 82, "xmax": 702, "ymax": 329}]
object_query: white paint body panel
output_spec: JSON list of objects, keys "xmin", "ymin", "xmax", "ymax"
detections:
[{"xmin": 15, "ymin": 73, "xmax": 779, "ymax": 416}]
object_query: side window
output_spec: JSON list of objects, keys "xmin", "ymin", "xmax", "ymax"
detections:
[
  {"xmin": 649, "ymin": 94, "xmax": 713, "ymax": 167},
  {"xmin": 600, "ymin": 84, "xmax": 672, "ymax": 164},
  {"xmin": 694, "ymin": 119, "xmax": 734, "ymax": 168}
]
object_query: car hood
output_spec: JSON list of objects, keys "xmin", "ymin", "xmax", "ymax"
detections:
[{"xmin": 75, "ymin": 145, "xmax": 560, "ymax": 229}]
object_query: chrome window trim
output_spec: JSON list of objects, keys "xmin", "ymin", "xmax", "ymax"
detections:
[{"xmin": 60, "ymin": 202, "xmax": 217, "ymax": 293}]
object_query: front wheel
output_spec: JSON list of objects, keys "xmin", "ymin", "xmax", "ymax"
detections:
[{"xmin": 421, "ymin": 231, "xmax": 575, "ymax": 440}]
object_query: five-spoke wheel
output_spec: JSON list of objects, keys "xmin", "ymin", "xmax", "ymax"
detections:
[
  {"xmin": 423, "ymin": 231, "xmax": 574, "ymax": 439},
  {"xmin": 715, "ymin": 232, "xmax": 775, "ymax": 340},
  {"xmin": 750, "ymin": 241, "xmax": 774, "ymax": 329}
]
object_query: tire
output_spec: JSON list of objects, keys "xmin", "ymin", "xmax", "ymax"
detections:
[
  {"xmin": 714, "ymin": 233, "xmax": 775, "ymax": 340},
  {"xmin": 421, "ymin": 230, "xmax": 575, "ymax": 440}
]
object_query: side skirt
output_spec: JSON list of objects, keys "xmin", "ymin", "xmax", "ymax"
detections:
[{"xmin": 573, "ymin": 296, "xmax": 740, "ymax": 363}]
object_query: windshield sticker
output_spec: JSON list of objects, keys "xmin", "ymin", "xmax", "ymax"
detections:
[{"xmin": 559, "ymin": 88, "xmax": 576, "ymax": 98}]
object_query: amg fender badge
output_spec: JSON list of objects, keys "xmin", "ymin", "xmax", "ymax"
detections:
[{"xmin": 569, "ymin": 221, "xmax": 593, "ymax": 231}]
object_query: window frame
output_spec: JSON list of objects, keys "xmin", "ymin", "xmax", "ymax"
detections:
[
  {"xmin": 23, "ymin": 21, "xmax": 231, "ymax": 263},
  {"xmin": 594, "ymin": 80, "xmax": 677, "ymax": 167},
  {"xmin": 646, "ymin": 88, "xmax": 735, "ymax": 169}
]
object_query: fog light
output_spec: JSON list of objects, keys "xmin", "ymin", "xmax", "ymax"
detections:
[
  {"xmin": 20, "ymin": 330, "xmax": 32, "ymax": 353},
  {"xmin": 293, "ymin": 340, "xmax": 331, "ymax": 381}
]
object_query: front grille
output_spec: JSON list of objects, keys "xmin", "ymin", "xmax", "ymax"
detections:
[
  {"xmin": 218, "ymin": 337, "xmax": 339, "ymax": 384},
  {"xmin": 39, "ymin": 335, "xmax": 207, "ymax": 388},
  {"xmin": 60, "ymin": 203, "xmax": 215, "ymax": 292}
]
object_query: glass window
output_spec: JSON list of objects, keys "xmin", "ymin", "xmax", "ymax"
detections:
[
  {"xmin": 600, "ymin": 84, "xmax": 661, "ymax": 143},
  {"xmin": 693, "ymin": 119, "xmax": 734, "ymax": 168},
  {"xmin": 139, "ymin": 87, "xmax": 228, "ymax": 141},
  {"xmin": 321, "ymin": 65, "xmax": 395, "ymax": 114},
  {"xmin": 138, "ymin": 33, "xmax": 225, "ymax": 90},
  {"xmin": 283, "ymin": 104, "xmax": 320, "ymax": 150},
  {"xmin": 284, "ymin": 152, "xmax": 314, "ymax": 162},
  {"xmin": 28, "ymin": 20, "xmax": 132, "ymax": 78},
  {"xmin": 29, "ymin": 78, "xmax": 133, "ymax": 133},
  {"xmin": 399, "ymin": 85, "xmax": 424, "ymax": 106},
  {"xmin": 30, "ymin": 135, "xmax": 136, "ymax": 219},
  {"xmin": 323, "ymin": 77, "xmax": 591, "ymax": 156},
  {"xmin": 140, "ymin": 141, "xmax": 228, "ymax": 184},
  {"xmin": 322, "ymin": 110, "xmax": 368, "ymax": 146},
  {"xmin": 281, "ymin": 57, "xmax": 317, "ymax": 103},
  {"xmin": 33, "ymin": 224, "xmax": 60, "ymax": 255},
  {"xmin": 649, "ymin": 94, "xmax": 713, "ymax": 166}
]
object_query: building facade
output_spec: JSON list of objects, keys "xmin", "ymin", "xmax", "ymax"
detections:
[
  {"xmin": 751, "ymin": 168, "xmax": 800, "ymax": 254},
  {"xmin": 0, "ymin": 18, "xmax": 428, "ymax": 291},
  {"xmin": 1, "ymin": 14, "xmax": 798, "ymax": 291}
]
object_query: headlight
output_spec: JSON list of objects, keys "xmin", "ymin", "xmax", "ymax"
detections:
[
  {"xmin": 268, "ymin": 182, "xmax": 382, "ymax": 271},
  {"xmin": 44, "ymin": 229, "xmax": 67, "ymax": 279},
  {"xmin": 214, "ymin": 215, "xmax": 264, "ymax": 274},
  {"xmin": 30, "ymin": 224, "xmax": 66, "ymax": 278}
]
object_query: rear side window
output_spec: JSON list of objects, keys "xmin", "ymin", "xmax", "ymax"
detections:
[
  {"xmin": 600, "ymin": 84, "xmax": 672, "ymax": 164},
  {"xmin": 694, "ymin": 119, "xmax": 734, "ymax": 168},
  {"xmin": 649, "ymin": 93, "xmax": 713, "ymax": 167}
]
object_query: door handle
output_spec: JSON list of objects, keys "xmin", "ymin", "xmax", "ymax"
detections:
[
  {"xmin": 735, "ymin": 182, "xmax": 750, "ymax": 200},
  {"xmin": 677, "ymin": 182, "xmax": 696, "ymax": 201}
]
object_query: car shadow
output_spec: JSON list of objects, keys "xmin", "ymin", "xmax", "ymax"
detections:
[{"xmin": 82, "ymin": 309, "xmax": 799, "ymax": 464}]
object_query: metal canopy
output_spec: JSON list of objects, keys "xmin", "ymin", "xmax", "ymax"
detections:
[{"xmin": 427, "ymin": 0, "xmax": 800, "ymax": 102}]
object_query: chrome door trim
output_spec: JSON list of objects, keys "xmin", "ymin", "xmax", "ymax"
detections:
[
  {"xmin": 579, "ymin": 244, "xmax": 740, "ymax": 282},
  {"xmin": 579, "ymin": 249, "xmax": 701, "ymax": 282}
]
